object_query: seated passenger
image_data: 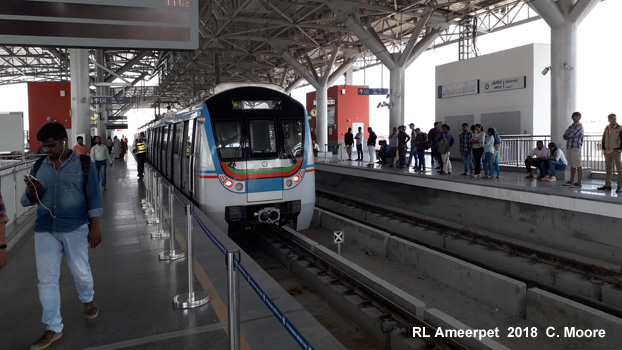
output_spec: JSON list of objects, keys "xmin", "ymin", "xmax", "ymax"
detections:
[
  {"xmin": 377, "ymin": 140, "xmax": 391, "ymax": 163},
  {"xmin": 540, "ymin": 142, "xmax": 567, "ymax": 181},
  {"xmin": 524, "ymin": 140, "xmax": 548, "ymax": 179}
]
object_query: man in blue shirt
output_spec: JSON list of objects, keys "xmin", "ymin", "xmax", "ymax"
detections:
[
  {"xmin": 562, "ymin": 112, "xmax": 584, "ymax": 187},
  {"xmin": 21, "ymin": 123, "xmax": 103, "ymax": 350}
]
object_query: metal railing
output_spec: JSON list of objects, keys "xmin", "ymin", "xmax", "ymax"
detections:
[
  {"xmin": 0, "ymin": 158, "xmax": 37, "ymax": 245},
  {"xmin": 498, "ymin": 134, "xmax": 606, "ymax": 172}
]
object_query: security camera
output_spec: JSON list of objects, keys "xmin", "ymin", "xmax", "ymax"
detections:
[
  {"xmin": 563, "ymin": 63, "xmax": 574, "ymax": 71},
  {"xmin": 541, "ymin": 66, "xmax": 551, "ymax": 75}
]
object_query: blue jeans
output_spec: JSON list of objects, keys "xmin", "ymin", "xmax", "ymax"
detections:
[
  {"xmin": 541, "ymin": 161, "xmax": 566, "ymax": 177},
  {"xmin": 95, "ymin": 160, "xmax": 107, "ymax": 187},
  {"xmin": 460, "ymin": 150, "xmax": 473, "ymax": 174},
  {"xmin": 35, "ymin": 224, "xmax": 94, "ymax": 332},
  {"xmin": 398, "ymin": 148, "xmax": 407, "ymax": 167},
  {"xmin": 407, "ymin": 147, "xmax": 417, "ymax": 167},
  {"xmin": 484, "ymin": 152, "xmax": 493, "ymax": 176},
  {"xmin": 493, "ymin": 153, "xmax": 500, "ymax": 176},
  {"xmin": 416, "ymin": 149, "xmax": 425, "ymax": 170}
]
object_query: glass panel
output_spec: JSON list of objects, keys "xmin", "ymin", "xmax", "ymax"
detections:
[
  {"xmin": 232, "ymin": 99, "xmax": 281, "ymax": 110},
  {"xmin": 249, "ymin": 120, "xmax": 276, "ymax": 155},
  {"xmin": 186, "ymin": 120, "xmax": 194, "ymax": 158},
  {"xmin": 174, "ymin": 123, "xmax": 184, "ymax": 155},
  {"xmin": 282, "ymin": 120, "xmax": 304, "ymax": 157},
  {"xmin": 213, "ymin": 121, "xmax": 241, "ymax": 158},
  {"xmin": 161, "ymin": 126, "xmax": 169, "ymax": 151}
]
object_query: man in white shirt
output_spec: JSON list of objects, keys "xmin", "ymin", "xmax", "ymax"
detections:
[
  {"xmin": 354, "ymin": 127, "xmax": 363, "ymax": 161},
  {"xmin": 90, "ymin": 136, "xmax": 113, "ymax": 191},
  {"xmin": 524, "ymin": 140, "xmax": 549, "ymax": 179}
]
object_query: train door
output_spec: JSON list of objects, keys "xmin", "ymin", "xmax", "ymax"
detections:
[
  {"xmin": 181, "ymin": 120, "xmax": 194, "ymax": 196},
  {"xmin": 161, "ymin": 125, "xmax": 169, "ymax": 178},
  {"xmin": 172, "ymin": 122, "xmax": 185, "ymax": 189},
  {"xmin": 246, "ymin": 119, "xmax": 282, "ymax": 202},
  {"xmin": 189, "ymin": 120, "xmax": 201, "ymax": 200},
  {"xmin": 154, "ymin": 128, "xmax": 161, "ymax": 169}
]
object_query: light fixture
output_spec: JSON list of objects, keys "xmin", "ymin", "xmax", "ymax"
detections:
[{"xmin": 541, "ymin": 66, "xmax": 551, "ymax": 75}]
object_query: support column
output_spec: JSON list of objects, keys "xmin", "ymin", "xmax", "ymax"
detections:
[
  {"xmin": 70, "ymin": 49, "xmax": 90, "ymax": 147},
  {"xmin": 345, "ymin": 66, "xmax": 354, "ymax": 85},
  {"xmin": 389, "ymin": 65, "xmax": 405, "ymax": 128},
  {"xmin": 316, "ymin": 85, "xmax": 328, "ymax": 150},
  {"xmin": 95, "ymin": 50, "xmax": 106, "ymax": 138},
  {"xmin": 551, "ymin": 20, "xmax": 577, "ymax": 144}
]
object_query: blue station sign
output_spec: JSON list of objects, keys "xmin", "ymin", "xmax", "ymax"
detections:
[
  {"xmin": 357, "ymin": 88, "xmax": 389, "ymax": 95},
  {"xmin": 90, "ymin": 97, "xmax": 132, "ymax": 104}
]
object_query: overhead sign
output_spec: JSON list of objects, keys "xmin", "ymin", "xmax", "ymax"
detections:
[
  {"xmin": 437, "ymin": 79, "xmax": 479, "ymax": 99},
  {"xmin": 0, "ymin": 0, "xmax": 199, "ymax": 50},
  {"xmin": 91, "ymin": 97, "xmax": 132, "ymax": 104},
  {"xmin": 483, "ymin": 76, "xmax": 527, "ymax": 93},
  {"xmin": 357, "ymin": 88, "xmax": 389, "ymax": 95},
  {"xmin": 106, "ymin": 124, "xmax": 128, "ymax": 130}
]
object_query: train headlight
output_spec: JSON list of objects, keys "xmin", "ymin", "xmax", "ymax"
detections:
[
  {"xmin": 286, "ymin": 179, "xmax": 293, "ymax": 187},
  {"xmin": 224, "ymin": 179, "xmax": 234, "ymax": 188},
  {"xmin": 235, "ymin": 183, "xmax": 243, "ymax": 191},
  {"xmin": 293, "ymin": 175, "xmax": 301, "ymax": 183}
]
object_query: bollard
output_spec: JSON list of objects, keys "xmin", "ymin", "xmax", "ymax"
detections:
[
  {"xmin": 173, "ymin": 204, "xmax": 209, "ymax": 309},
  {"xmin": 146, "ymin": 173, "xmax": 159, "ymax": 224},
  {"xmin": 227, "ymin": 250, "xmax": 241, "ymax": 350},
  {"xmin": 151, "ymin": 179, "xmax": 169, "ymax": 238},
  {"xmin": 159, "ymin": 185, "xmax": 186, "ymax": 261},
  {"xmin": 141, "ymin": 165, "xmax": 149, "ymax": 205}
]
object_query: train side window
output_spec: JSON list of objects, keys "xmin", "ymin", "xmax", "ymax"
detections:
[
  {"xmin": 174, "ymin": 123, "xmax": 184, "ymax": 155},
  {"xmin": 162, "ymin": 125, "xmax": 169, "ymax": 151},
  {"xmin": 249, "ymin": 120, "xmax": 276, "ymax": 155},
  {"xmin": 281, "ymin": 120, "xmax": 304, "ymax": 157},
  {"xmin": 213, "ymin": 121, "xmax": 241, "ymax": 158},
  {"xmin": 186, "ymin": 120, "xmax": 194, "ymax": 158}
]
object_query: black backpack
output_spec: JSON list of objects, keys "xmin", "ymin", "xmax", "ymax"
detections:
[{"xmin": 32, "ymin": 155, "xmax": 92, "ymax": 209}]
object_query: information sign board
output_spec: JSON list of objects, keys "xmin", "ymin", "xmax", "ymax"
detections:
[
  {"xmin": 357, "ymin": 88, "xmax": 389, "ymax": 95},
  {"xmin": 90, "ymin": 97, "xmax": 132, "ymax": 104},
  {"xmin": 482, "ymin": 76, "xmax": 526, "ymax": 93},
  {"xmin": 437, "ymin": 80, "xmax": 479, "ymax": 99}
]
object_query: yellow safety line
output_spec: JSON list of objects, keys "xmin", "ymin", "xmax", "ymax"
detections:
[{"xmin": 174, "ymin": 228, "xmax": 251, "ymax": 350}]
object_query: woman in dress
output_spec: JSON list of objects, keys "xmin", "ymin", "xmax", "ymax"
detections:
[{"xmin": 112, "ymin": 136, "xmax": 121, "ymax": 159}]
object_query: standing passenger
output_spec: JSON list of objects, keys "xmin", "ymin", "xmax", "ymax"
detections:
[
  {"xmin": 459, "ymin": 123, "xmax": 473, "ymax": 176},
  {"xmin": 105, "ymin": 136, "xmax": 113, "ymax": 153},
  {"xmin": 437, "ymin": 124, "xmax": 454, "ymax": 175},
  {"xmin": 470, "ymin": 124, "xmax": 485, "ymax": 178},
  {"xmin": 91, "ymin": 136, "xmax": 113, "ymax": 191},
  {"xmin": 397, "ymin": 125, "xmax": 410, "ymax": 168},
  {"xmin": 597, "ymin": 113, "xmax": 622, "ymax": 192},
  {"xmin": 428, "ymin": 122, "xmax": 442, "ymax": 169},
  {"xmin": 344, "ymin": 127, "xmax": 354, "ymax": 161},
  {"xmin": 355, "ymin": 127, "xmax": 363, "ymax": 161},
  {"xmin": 22, "ymin": 122, "xmax": 103, "ymax": 350},
  {"xmin": 133, "ymin": 132, "xmax": 148, "ymax": 178},
  {"xmin": 366, "ymin": 127, "xmax": 377, "ymax": 167},
  {"xmin": 562, "ymin": 112, "xmax": 584, "ymax": 187},
  {"xmin": 492, "ymin": 128, "xmax": 502, "ymax": 178},
  {"xmin": 414, "ymin": 128, "xmax": 428, "ymax": 172},
  {"xmin": 112, "ymin": 136, "xmax": 121, "ymax": 159},
  {"xmin": 482, "ymin": 128, "xmax": 495, "ymax": 179},
  {"xmin": 406, "ymin": 123, "xmax": 418, "ymax": 169},
  {"xmin": 388, "ymin": 127, "xmax": 398, "ymax": 167}
]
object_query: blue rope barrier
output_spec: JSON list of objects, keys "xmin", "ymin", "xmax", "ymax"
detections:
[
  {"xmin": 187, "ymin": 209, "xmax": 314, "ymax": 350},
  {"xmin": 234, "ymin": 258, "xmax": 314, "ymax": 350}
]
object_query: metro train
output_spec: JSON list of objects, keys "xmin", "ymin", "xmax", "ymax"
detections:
[{"xmin": 136, "ymin": 83, "xmax": 315, "ymax": 234}]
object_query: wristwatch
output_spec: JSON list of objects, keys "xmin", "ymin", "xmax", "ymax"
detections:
[{"xmin": 0, "ymin": 244, "xmax": 7, "ymax": 249}]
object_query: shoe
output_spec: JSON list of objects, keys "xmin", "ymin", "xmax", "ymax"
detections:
[
  {"xmin": 84, "ymin": 301, "xmax": 99, "ymax": 320},
  {"xmin": 347, "ymin": 158, "xmax": 352, "ymax": 161},
  {"xmin": 597, "ymin": 186, "xmax": 612, "ymax": 190},
  {"xmin": 461, "ymin": 173, "xmax": 468, "ymax": 176},
  {"xmin": 474, "ymin": 174, "xmax": 480, "ymax": 178},
  {"xmin": 563, "ymin": 181, "xmax": 572, "ymax": 186},
  {"xmin": 31, "ymin": 331, "xmax": 62, "ymax": 350},
  {"xmin": 572, "ymin": 183, "xmax": 581, "ymax": 188},
  {"xmin": 366, "ymin": 164, "xmax": 374, "ymax": 167},
  {"xmin": 447, "ymin": 172, "xmax": 451, "ymax": 175},
  {"xmin": 537, "ymin": 176, "xmax": 544, "ymax": 180},
  {"xmin": 103, "ymin": 187, "xmax": 107, "ymax": 191},
  {"xmin": 525, "ymin": 173, "xmax": 534, "ymax": 179},
  {"xmin": 545, "ymin": 176, "xmax": 557, "ymax": 181},
  {"xmin": 617, "ymin": 187, "xmax": 622, "ymax": 193},
  {"xmin": 496, "ymin": 175, "xmax": 500, "ymax": 179},
  {"xmin": 435, "ymin": 166, "xmax": 442, "ymax": 169}
]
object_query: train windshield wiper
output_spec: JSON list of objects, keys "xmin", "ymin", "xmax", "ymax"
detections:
[
  {"xmin": 283, "ymin": 140, "xmax": 297, "ymax": 164},
  {"xmin": 228, "ymin": 144, "xmax": 242, "ymax": 168}
]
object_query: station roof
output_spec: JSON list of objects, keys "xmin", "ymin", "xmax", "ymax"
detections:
[{"xmin": 0, "ymin": 0, "xmax": 538, "ymax": 117}]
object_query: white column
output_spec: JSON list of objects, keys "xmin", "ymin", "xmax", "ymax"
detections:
[
  {"xmin": 316, "ymin": 85, "xmax": 328, "ymax": 150},
  {"xmin": 70, "ymin": 49, "xmax": 90, "ymax": 147},
  {"xmin": 389, "ymin": 65, "xmax": 405, "ymax": 128},
  {"xmin": 550, "ymin": 20, "xmax": 577, "ymax": 145},
  {"xmin": 95, "ymin": 50, "xmax": 106, "ymax": 138}
]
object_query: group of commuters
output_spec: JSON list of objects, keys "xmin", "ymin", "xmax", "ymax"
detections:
[
  {"xmin": 456, "ymin": 123, "xmax": 502, "ymax": 179},
  {"xmin": 0, "ymin": 123, "xmax": 150, "ymax": 350}
]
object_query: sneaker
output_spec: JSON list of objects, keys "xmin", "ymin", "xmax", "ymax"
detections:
[
  {"xmin": 481, "ymin": 175, "xmax": 488, "ymax": 179},
  {"xmin": 562, "ymin": 181, "xmax": 572, "ymax": 186},
  {"xmin": 84, "ymin": 301, "xmax": 99, "ymax": 320},
  {"xmin": 525, "ymin": 173, "xmax": 534, "ymax": 179},
  {"xmin": 572, "ymin": 183, "xmax": 582, "ymax": 188},
  {"xmin": 495, "ymin": 175, "xmax": 500, "ymax": 178},
  {"xmin": 545, "ymin": 176, "xmax": 557, "ymax": 182},
  {"xmin": 597, "ymin": 185, "xmax": 612, "ymax": 190},
  {"xmin": 347, "ymin": 158, "xmax": 352, "ymax": 161},
  {"xmin": 31, "ymin": 331, "xmax": 62, "ymax": 350},
  {"xmin": 474, "ymin": 174, "xmax": 480, "ymax": 178}
]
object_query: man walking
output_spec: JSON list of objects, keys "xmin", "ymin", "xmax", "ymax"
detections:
[
  {"xmin": 354, "ymin": 127, "xmax": 364, "ymax": 161},
  {"xmin": 562, "ymin": 112, "xmax": 584, "ymax": 187},
  {"xmin": 366, "ymin": 127, "xmax": 377, "ymax": 167},
  {"xmin": 21, "ymin": 123, "xmax": 103, "ymax": 350},
  {"xmin": 597, "ymin": 113, "xmax": 622, "ymax": 192},
  {"xmin": 71, "ymin": 136, "xmax": 91, "ymax": 156},
  {"xmin": 132, "ymin": 132, "xmax": 149, "ymax": 178},
  {"xmin": 90, "ymin": 136, "xmax": 113, "ymax": 191},
  {"xmin": 459, "ymin": 123, "xmax": 473, "ymax": 176},
  {"xmin": 344, "ymin": 127, "xmax": 354, "ymax": 161}
]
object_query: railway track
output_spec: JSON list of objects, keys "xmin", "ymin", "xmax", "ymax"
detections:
[{"xmin": 315, "ymin": 189, "xmax": 622, "ymax": 318}]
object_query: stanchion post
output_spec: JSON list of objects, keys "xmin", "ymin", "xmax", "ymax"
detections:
[
  {"xmin": 324, "ymin": 144, "xmax": 328, "ymax": 162},
  {"xmin": 159, "ymin": 185, "xmax": 186, "ymax": 261},
  {"xmin": 227, "ymin": 250, "xmax": 241, "ymax": 350},
  {"xmin": 146, "ymin": 172, "xmax": 158, "ymax": 224},
  {"xmin": 173, "ymin": 205, "xmax": 209, "ymax": 309},
  {"xmin": 151, "ymin": 179, "xmax": 169, "ymax": 238},
  {"xmin": 141, "ymin": 165, "xmax": 149, "ymax": 205}
]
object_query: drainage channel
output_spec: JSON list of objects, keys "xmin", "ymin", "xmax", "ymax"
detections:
[{"xmin": 316, "ymin": 189, "xmax": 622, "ymax": 316}]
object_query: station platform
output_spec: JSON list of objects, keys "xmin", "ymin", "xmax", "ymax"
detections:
[
  {"xmin": 0, "ymin": 156, "xmax": 344, "ymax": 350},
  {"xmin": 314, "ymin": 156, "xmax": 622, "ymax": 268}
]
